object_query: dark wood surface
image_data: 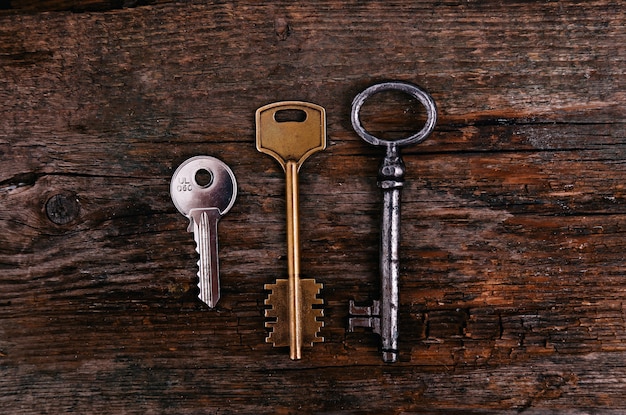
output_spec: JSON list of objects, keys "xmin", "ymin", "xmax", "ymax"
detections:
[{"xmin": 1, "ymin": 1, "xmax": 625, "ymax": 413}]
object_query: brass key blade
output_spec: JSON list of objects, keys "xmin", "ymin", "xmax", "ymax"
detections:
[
  {"xmin": 264, "ymin": 278, "xmax": 323, "ymax": 355},
  {"xmin": 286, "ymin": 160, "xmax": 302, "ymax": 357},
  {"xmin": 256, "ymin": 101, "xmax": 326, "ymax": 359}
]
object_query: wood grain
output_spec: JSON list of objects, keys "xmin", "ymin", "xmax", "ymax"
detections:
[{"xmin": 1, "ymin": 1, "xmax": 625, "ymax": 413}]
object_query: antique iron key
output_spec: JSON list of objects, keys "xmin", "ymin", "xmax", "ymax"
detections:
[
  {"xmin": 171, "ymin": 156, "xmax": 237, "ymax": 308},
  {"xmin": 348, "ymin": 82, "xmax": 437, "ymax": 362},
  {"xmin": 256, "ymin": 101, "xmax": 326, "ymax": 360}
]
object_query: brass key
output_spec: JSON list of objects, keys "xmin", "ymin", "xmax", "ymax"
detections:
[{"xmin": 256, "ymin": 101, "xmax": 326, "ymax": 360}]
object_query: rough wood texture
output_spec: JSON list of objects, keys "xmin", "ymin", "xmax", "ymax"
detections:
[{"xmin": 1, "ymin": 1, "xmax": 625, "ymax": 413}]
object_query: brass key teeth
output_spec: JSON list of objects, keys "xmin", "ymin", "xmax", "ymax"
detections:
[{"xmin": 264, "ymin": 279, "xmax": 324, "ymax": 349}]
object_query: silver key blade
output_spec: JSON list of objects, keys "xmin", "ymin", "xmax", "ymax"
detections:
[
  {"xmin": 189, "ymin": 208, "xmax": 221, "ymax": 308},
  {"xmin": 379, "ymin": 183, "xmax": 401, "ymax": 363},
  {"xmin": 171, "ymin": 156, "xmax": 237, "ymax": 308}
]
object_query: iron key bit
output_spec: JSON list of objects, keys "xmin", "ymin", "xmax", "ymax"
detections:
[
  {"xmin": 171, "ymin": 156, "xmax": 237, "ymax": 308},
  {"xmin": 348, "ymin": 81, "xmax": 437, "ymax": 362}
]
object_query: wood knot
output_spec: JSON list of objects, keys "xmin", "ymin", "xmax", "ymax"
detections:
[
  {"xmin": 46, "ymin": 192, "xmax": 80, "ymax": 225},
  {"xmin": 274, "ymin": 17, "xmax": 290, "ymax": 41}
]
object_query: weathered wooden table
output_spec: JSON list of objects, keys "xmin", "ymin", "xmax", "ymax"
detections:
[{"xmin": 1, "ymin": 1, "xmax": 625, "ymax": 413}]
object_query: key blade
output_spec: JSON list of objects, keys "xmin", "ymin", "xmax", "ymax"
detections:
[
  {"xmin": 265, "ymin": 279, "xmax": 324, "ymax": 351},
  {"xmin": 255, "ymin": 101, "xmax": 326, "ymax": 171},
  {"xmin": 190, "ymin": 208, "xmax": 221, "ymax": 308}
]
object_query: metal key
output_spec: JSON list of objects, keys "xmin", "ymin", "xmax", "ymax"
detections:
[
  {"xmin": 256, "ymin": 101, "xmax": 326, "ymax": 360},
  {"xmin": 348, "ymin": 82, "xmax": 437, "ymax": 362},
  {"xmin": 170, "ymin": 156, "xmax": 237, "ymax": 308}
]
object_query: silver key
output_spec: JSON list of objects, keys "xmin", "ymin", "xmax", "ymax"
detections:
[
  {"xmin": 348, "ymin": 81, "xmax": 437, "ymax": 362},
  {"xmin": 170, "ymin": 156, "xmax": 237, "ymax": 308}
]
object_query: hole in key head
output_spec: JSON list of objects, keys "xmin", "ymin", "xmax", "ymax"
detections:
[
  {"xmin": 194, "ymin": 168, "xmax": 213, "ymax": 188},
  {"xmin": 274, "ymin": 109, "xmax": 307, "ymax": 123},
  {"xmin": 358, "ymin": 89, "xmax": 430, "ymax": 142}
]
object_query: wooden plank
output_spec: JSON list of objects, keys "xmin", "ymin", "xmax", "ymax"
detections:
[{"xmin": 0, "ymin": 1, "xmax": 625, "ymax": 413}]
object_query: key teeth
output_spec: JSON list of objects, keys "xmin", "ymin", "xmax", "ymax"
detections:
[
  {"xmin": 264, "ymin": 281, "xmax": 289, "ymax": 346},
  {"xmin": 193, "ymin": 211, "xmax": 219, "ymax": 308},
  {"xmin": 264, "ymin": 282, "xmax": 280, "ymax": 319},
  {"xmin": 264, "ymin": 279, "xmax": 324, "ymax": 347}
]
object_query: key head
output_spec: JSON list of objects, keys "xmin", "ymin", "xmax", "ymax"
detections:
[
  {"xmin": 256, "ymin": 101, "xmax": 326, "ymax": 172},
  {"xmin": 351, "ymin": 81, "xmax": 437, "ymax": 149},
  {"xmin": 170, "ymin": 156, "xmax": 237, "ymax": 217}
]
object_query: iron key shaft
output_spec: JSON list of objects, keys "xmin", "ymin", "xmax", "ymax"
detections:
[{"xmin": 378, "ymin": 145, "xmax": 405, "ymax": 362}]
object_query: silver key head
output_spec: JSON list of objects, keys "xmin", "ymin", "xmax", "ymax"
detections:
[
  {"xmin": 351, "ymin": 81, "xmax": 437, "ymax": 149},
  {"xmin": 170, "ymin": 156, "xmax": 237, "ymax": 219}
]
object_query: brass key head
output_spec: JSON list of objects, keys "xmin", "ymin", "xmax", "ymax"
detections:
[{"xmin": 255, "ymin": 101, "xmax": 326, "ymax": 172}]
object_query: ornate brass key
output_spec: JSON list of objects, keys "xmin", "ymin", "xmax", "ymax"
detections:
[{"xmin": 256, "ymin": 101, "xmax": 326, "ymax": 360}]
